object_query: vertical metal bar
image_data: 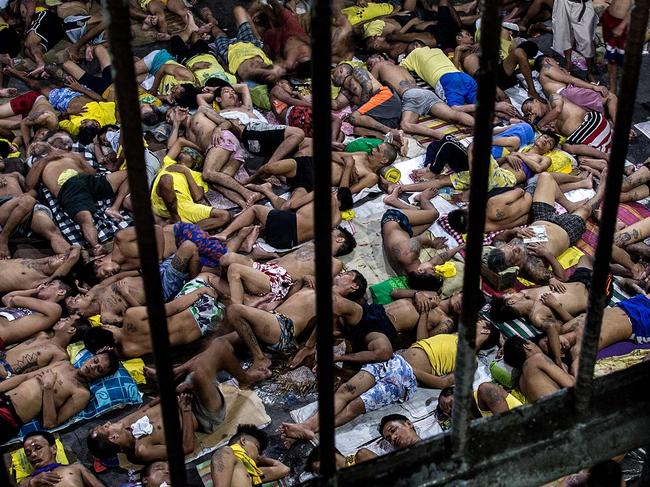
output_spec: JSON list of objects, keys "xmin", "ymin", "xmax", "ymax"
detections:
[
  {"xmin": 451, "ymin": 0, "xmax": 502, "ymax": 455},
  {"xmin": 311, "ymin": 0, "xmax": 335, "ymax": 483},
  {"xmin": 102, "ymin": 1, "xmax": 187, "ymax": 485},
  {"xmin": 574, "ymin": 0, "xmax": 650, "ymax": 413}
]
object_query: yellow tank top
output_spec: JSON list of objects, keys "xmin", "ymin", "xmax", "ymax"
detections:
[
  {"xmin": 186, "ymin": 53, "xmax": 237, "ymax": 87},
  {"xmin": 411, "ymin": 334, "xmax": 458, "ymax": 376},
  {"xmin": 227, "ymin": 42, "xmax": 272, "ymax": 74}
]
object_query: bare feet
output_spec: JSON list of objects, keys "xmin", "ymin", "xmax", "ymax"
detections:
[
  {"xmin": 246, "ymin": 182, "xmax": 273, "ymax": 195},
  {"xmin": 279, "ymin": 422, "xmax": 316, "ymax": 448},
  {"xmin": 575, "ymin": 173, "xmax": 594, "ymax": 190},
  {"xmin": 27, "ymin": 65, "xmax": 48, "ymax": 79},
  {"xmin": 154, "ymin": 32, "xmax": 172, "ymax": 41},
  {"xmin": 0, "ymin": 87, "xmax": 17, "ymax": 98},
  {"xmin": 415, "ymin": 187, "xmax": 439, "ymax": 202},
  {"xmin": 383, "ymin": 184, "xmax": 403, "ymax": 206},
  {"xmin": 0, "ymin": 238, "xmax": 10, "ymax": 259},
  {"xmin": 239, "ymin": 367, "xmax": 272, "ymax": 389},
  {"xmin": 563, "ymin": 198, "xmax": 588, "ymax": 213},
  {"xmin": 410, "ymin": 168, "xmax": 434, "ymax": 181},
  {"xmin": 185, "ymin": 11, "xmax": 199, "ymax": 32},
  {"xmin": 243, "ymin": 191, "xmax": 264, "ymax": 209},
  {"xmin": 249, "ymin": 245, "xmax": 278, "ymax": 261},
  {"xmin": 253, "ymin": 356, "xmax": 272, "ymax": 372},
  {"xmin": 241, "ymin": 225, "xmax": 260, "ymax": 253},
  {"xmin": 105, "ymin": 208, "xmax": 124, "ymax": 221}
]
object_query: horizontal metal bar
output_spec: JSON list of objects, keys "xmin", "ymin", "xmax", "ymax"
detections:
[{"xmin": 303, "ymin": 361, "xmax": 650, "ymax": 486}]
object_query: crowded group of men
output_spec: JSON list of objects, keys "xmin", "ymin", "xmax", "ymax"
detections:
[{"xmin": 0, "ymin": 0, "xmax": 647, "ymax": 484}]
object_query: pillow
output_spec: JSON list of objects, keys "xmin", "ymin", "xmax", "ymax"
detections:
[
  {"xmin": 489, "ymin": 359, "xmax": 519, "ymax": 389},
  {"xmin": 10, "ymin": 437, "xmax": 69, "ymax": 483},
  {"xmin": 15, "ymin": 348, "xmax": 142, "ymax": 441},
  {"xmin": 369, "ymin": 276, "xmax": 409, "ymax": 305}
]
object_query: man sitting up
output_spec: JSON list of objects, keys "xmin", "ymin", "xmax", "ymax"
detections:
[
  {"xmin": 503, "ymin": 336, "xmax": 575, "ymax": 402},
  {"xmin": 210, "ymin": 425, "xmax": 289, "ymax": 487},
  {"xmin": 0, "ymin": 350, "xmax": 119, "ymax": 442},
  {"xmin": 18, "ymin": 430, "xmax": 103, "ymax": 486}
]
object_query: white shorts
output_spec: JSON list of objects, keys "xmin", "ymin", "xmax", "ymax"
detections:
[{"xmin": 552, "ymin": 0, "xmax": 597, "ymax": 58}]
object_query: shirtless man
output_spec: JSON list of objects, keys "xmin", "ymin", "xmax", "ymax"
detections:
[
  {"xmin": 140, "ymin": 461, "xmax": 171, "ymax": 487},
  {"xmin": 88, "ymin": 337, "xmax": 266, "ymax": 463},
  {"xmin": 332, "ymin": 9, "xmax": 355, "ymax": 63},
  {"xmin": 0, "ymin": 246, "xmax": 81, "ymax": 293},
  {"xmin": 83, "ymin": 276, "xmax": 223, "ymax": 359},
  {"xmin": 367, "ymin": 54, "xmax": 475, "ymax": 129},
  {"xmin": 550, "ymin": 292, "xmax": 650, "ymax": 376},
  {"xmin": 211, "ymin": 425, "xmax": 289, "ymax": 487},
  {"xmin": 0, "ymin": 90, "xmax": 58, "ymax": 145},
  {"xmin": 214, "ymin": 194, "xmax": 350, "ymax": 251},
  {"xmin": 1, "ymin": 315, "xmax": 87, "ymax": 381},
  {"xmin": 617, "ymin": 163, "xmax": 650, "ymax": 204},
  {"xmin": 489, "ymin": 256, "xmax": 606, "ymax": 366},
  {"xmin": 167, "ymin": 104, "xmax": 261, "ymax": 210},
  {"xmin": 382, "ymin": 188, "xmax": 463, "ymax": 290},
  {"xmin": 503, "ymin": 336, "xmax": 575, "ymax": 402},
  {"xmin": 379, "ymin": 414, "xmax": 422, "ymax": 449},
  {"xmin": 223, "ymin": 271, "xmax": 366, "ymax": 370},
  {"xmin": 614, "ymin": 217, "xmax": 650, "ymax": 256},
  {"xmin": 19, "ymin": 430, "xmax": 104, "ymax": 487},
  {"xmin": 244, "ymin": 145, "xmax": 398, "ymax": 208},
  {"xmin": 26, "ymin": 149, "xmax": 129, "ymax": 255},
  {"xmin": 435, "ymin": 382, "xmax": 523, "ymax": 419},
  {"xmin": 69, "ymin": 243, "xmax": 198, "ymax": 324},
  {"xmin": 219, "ymin": 240, "xmax": 348, "ymax": 306},
  {"xmin": 447, "ymin": 188, "xmax": 532, "ymax": 233},
  {"xmin": 389, "ymin": 289, "xmax": 468, "ymax": 337},
  {"xmin": 535, "ymin": 55, "xmax": 617, "ymax": 123},
  {"xmin": 0, "ymin": 169, "xmax": 69, "ymax": 257},
  {"xmin": 487, "ymin": 172, "xmax": 611, "ymax": 284},
  {"xmin": 0, "ymin": 350, "xmax": 118, "ymax": 442},
  {"xmin": 0, "ymin": 297, "xmax": 62, "ymax": 350},
  {"xmin": 57, "ymin": 0, "xmax": 106, "ymax": 62},
  {"xmin": 602, "ymin": 0, "xmax": 632, "ymax": 95},
  {"xmin": 522, "ymin": 96, "xmax": 613, "ymax": 161}
]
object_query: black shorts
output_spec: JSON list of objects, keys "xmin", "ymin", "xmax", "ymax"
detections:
[
  {"xmin": 28, "ymin": 10, "xmax": 64, "ymax": 51},
  {"xmin": 242, "ymin": 125, "xmax": 286, "ymax": 158},
  {"xmin": 287, "ymin": 156, "xmax": 314, "ymax": 192},
  {"xmin": 531, "ymin": 202, "xmax": 586, "ymax": 246},
  {"xmin": 264, "ymin": 209, "xmax": 299, "ymax": 249},
  {"xmin": 0, "ymin": 25, "xmax": 21, "ymax": 57},
  {"xmin": 567, "ymin": 266, "xmax": 614, "ymax": 304},
  {"xmin": 381, "ymin": 209, "xmax": 413, "ymax": 237},
  {"xmin": 496, "ymin": 62, "xmax": 518, "ymax": 90},
  {"xmin": 79, "ymin": 66, "xmax": 113, "ymax": 95},
  {"xmin": 58, "ymin": 174, "xmax": 115, "ymax": 217}
]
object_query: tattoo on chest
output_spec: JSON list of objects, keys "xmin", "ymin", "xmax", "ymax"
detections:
[
  {"xmin": 495, "ymin": 208, "xmax": 506, "ymax": 219},
  {"xmin": 13, "ymin": 351, "xmax": 40, "ymax": 374}
]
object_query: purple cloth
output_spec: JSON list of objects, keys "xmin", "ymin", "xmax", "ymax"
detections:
[{"xmin": 596, "ymin": 341, "xmax": 650, "ymax": 359}]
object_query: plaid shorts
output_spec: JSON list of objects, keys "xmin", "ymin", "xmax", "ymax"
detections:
[
  {"xmin": 531, "ymin": 202, "xmax": 586, "ymax": 246},
  {"xmin": 213, "ymin": 22, "xmax": 261, "ymax": 61}
]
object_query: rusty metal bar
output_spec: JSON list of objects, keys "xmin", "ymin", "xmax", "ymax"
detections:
[
  {"xmin": 311, "ymin": 0, "xmax": 335, "ymax": 482},
  {"xmin": 102, "ymin": 1, "xmax": 187, "ymax": 485},
  {"xmin": 451, "ymin": 0, "xmax": 502, "ymax": 455},
  {"xmin": 303, "ymin": 360, "xmax": 650, "ymax": 486},
  {"xmin": 574, "ymin": 0, "xmax": 650, "ymax": 413}
]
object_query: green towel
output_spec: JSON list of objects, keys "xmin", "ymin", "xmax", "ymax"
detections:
[{"xmin": 370, "ymin": 276, "xmax": 409, "ymax": 305}]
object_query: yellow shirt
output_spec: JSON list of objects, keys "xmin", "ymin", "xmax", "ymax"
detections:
[
  {"xmin": 411, "ymin": 334, "xmax": 458, "ymax": 376},
  {"xmin": 474, "ymin": 388, "xmax": 523, "ymax": 417},
  {"xmin": 227, "ymin": 42, "xmax": 272, "ymax": 74},
  {"xmin": 158, "ymin": 61, "xmax": 192, "ymax": 96},
  {"xmin": 449, "ymin": 157, "xmax": 517, "ymax": 191},
  {"xmin": 150, "ymin": 156, "xmax": 211, "ymax": 223},
  {"xmin": 363, "ymin": 19, "xmax": 385, "ymax": 38},
  {"xmin": 186, "ymin": 53, "xmax": 237, "ymax": 87},
  {"xmin": 59, "ymin": 102, "xmax": 117, "ymax": 136},
  {"xmin": 342, "ymin": 2, "xmax": 394, "ymax": 25},
  {"xmin": 400, "ymin": 47, "xmax": 458, "ymax": 88}
]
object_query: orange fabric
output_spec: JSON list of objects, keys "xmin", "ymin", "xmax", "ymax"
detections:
[{"xmin": 358, "ymin": 86, "xmax": 393, "ymax": 115}]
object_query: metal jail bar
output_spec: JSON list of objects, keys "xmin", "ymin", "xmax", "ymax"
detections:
[
  {"xmin": 102, "ymin": 1, "xmax": 188, "ymax": 486},
  {"xmin": 311, "ymin": 0, "xmax": 336, "ymax": 482},
  {"xmin": 450, "ymin": 0, "xmax": 502, "ymax": 456},
  {"xmin": 574, "ymin": 0, "xmax": 650, "ymax": 412}
]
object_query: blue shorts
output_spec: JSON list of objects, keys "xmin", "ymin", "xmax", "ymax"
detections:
[
  {"xmin": 359, "ymin": 354, "xmax": 417, "ymax": 412},
  {"xmin": 617, "ymin": 294, "xmax": 650, "ymax": 344},
  {"xmin": 491, "ymin": 123, "xmax": 535, "ymax": 159},
  {"xmin": 438, "ymin": 72, "xmax": 477, "ymax": 107},
  {"xmin": 48, "ymin": 88, "xmax": 83, "ymax": 112},
  {"xmin": 148, "ymin": 49, "xmax": 175, "ymax": 75},
  {"xmin": 381, "ymin": 209, "xmax": 413, "ymax": 237},
  {"xmin": 212, "ymin": 22, "xmax": 261, "ymax": 61},
  {"xmin": 159, "ymin": 255, "xmax": 188, "ymax": 301}
]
